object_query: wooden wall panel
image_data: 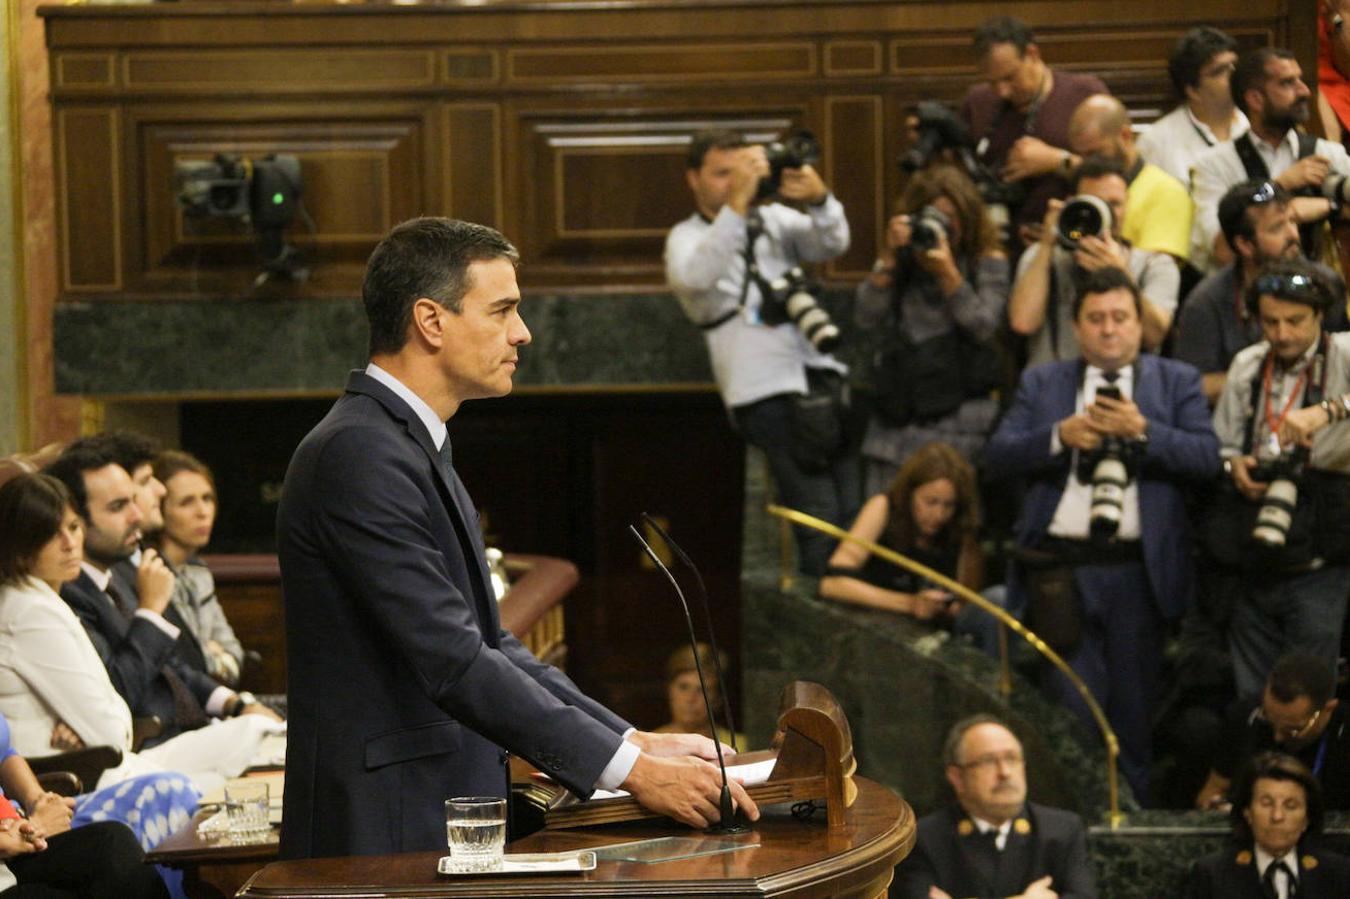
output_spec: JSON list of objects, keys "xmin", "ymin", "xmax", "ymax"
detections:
[
  {"xmin": 40, "ymin": 1, "xmax": 1306, "ymax": 296},
  {"xmin": 57, "ymin": 108, "xmax": 121, "ymax": 292}
]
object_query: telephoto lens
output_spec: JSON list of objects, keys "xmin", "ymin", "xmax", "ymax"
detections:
[
  {"xmin": 1251, "ymin": 447, "xmax": 1309, "ymax": 548},
  {"xmin": 1321, "ymin": 173, "xmax": 1350, "ymax": 206},
  {"xmin": 1088, "ymin": 438, "xmax": 1129, "ymax": 540},
  {"xmin": 1056, "ymin": 195, "xmax": 1113, "ymax": 250}
]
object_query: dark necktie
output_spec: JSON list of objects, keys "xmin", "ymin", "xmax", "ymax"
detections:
[
  {"xmin": 438, "ymin": 435, "xmax": 453, "ymax": 474},
  {"xmin": 106, "ymin": 580, "xmax": 209, "ymax": 733},
  {"xmin": 1263, "ymin": 859, "xmax": 1296, "ymax": 899}
]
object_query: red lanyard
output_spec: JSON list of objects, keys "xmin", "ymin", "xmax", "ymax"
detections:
[{"xmin": 1262, "ymin": 352, "xmax": 1308, "ymax": 436}]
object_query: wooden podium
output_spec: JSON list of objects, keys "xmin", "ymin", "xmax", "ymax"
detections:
[{"xmin": 238, "ymin": 777, "xmax": 912, "ymax": 898}]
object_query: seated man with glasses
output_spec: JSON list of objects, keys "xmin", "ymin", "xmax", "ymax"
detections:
[
  {"xmin": 1195, "ymin": 653, "xmax": 1350, "ymax": 812},
  {"xmin": 893, "ymin": 714, "xmax": 1097, "ymax": 899},
  {"xmin": 1211, "ymin": 258, "xmax": 1350, "ymax": 698}
]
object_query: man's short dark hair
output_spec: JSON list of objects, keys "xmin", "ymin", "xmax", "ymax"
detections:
[
  {"xmin": 686, "ymin": 129, "xmax": 746, "ymax": 171},
  {"xmin": 941, "ymin": 713, "xmax": 1015, "ymax": 768},
  {"xmin": 1268, "ymin": 653, "xmax": 1337, "ymax": 709},
  {"xmin": 44, "ymin": 443, "xmax": 121, "ymax": 522},
  {"xmin": 1167, "ymin": 27, "xmax": 1238, "ymax": 99},
  {"xmin": 1231, "ymin": 47, "xmax": 1297, "ymax": 115},
  {"xmin": 1245, "ymin": 258, "xmax": 1336, "ymax": 317},
  {"xmin": 1071, "ymin": 155, "xmax": 1128, "ymax": 194},
  {"xmin": 1072, "ymin": 266, "xmax": 1143, "ymax": 320},
  {"xmin": 1229, "ymin": 752, "xmax": 1324, "ymax": 844},
  {"xmin": 973, "ymin": 16, "xmax": 1034, "ymax": 57},
  {"xmin": 1218, "ymin": 179, "xmax": 1291, "ymax": 251},
  {"xmin": 67, "ymin": 432, "xmax": 157, "ymax": 478},
  {"xmin": 362, "ymin": 217, "xmax": 520, "ymax": 357}
]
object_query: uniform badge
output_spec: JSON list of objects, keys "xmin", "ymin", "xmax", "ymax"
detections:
[
  {"xmin": 957, "ymin": 819, "xmax": 974, "ymax": 836},
  {"xmin": 1303, "ymin": 854, "xmax": 1319, "ymax": 870},
  {"xmin": 1235, "ymin": 850, "xmax": 1252, "ymax": 866},
  {"xmin": 1014, "ymin": 818, "xmax": 1031, "ymax": 835}
]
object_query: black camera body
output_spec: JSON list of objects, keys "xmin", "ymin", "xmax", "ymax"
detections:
[
  {"xmin": 1249, "ymin": 446, "xmax": 1311, "ymax": 549},
  {"xmin": 756, "ymin": 131, "xmax": 822, "ymax": 200},
  {"xmin": 910, "ymin": 205, "xmax": 951, "ymax": 253},
  {"xmin": 759, "ymin": 266, "xmax": 841, "ymax": 353}
]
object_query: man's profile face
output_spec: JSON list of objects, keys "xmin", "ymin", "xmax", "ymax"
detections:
[
  {"xmin": 1256, "ymin": 57, "xmax": 1311, "ymax": 132},
  {"xmin": 980, "ymin": 42, "xmax": 1043, "ymax": 111},
  {"xmin": 436, "ymin": 257, "xmax": 531, "ymax": 402},
  {"xmin": 1188, "ymin": 50, "xmax": 1238, "ymax": 110},
  {"xmin": 1261, "ymin": 687, "xmax": 1331, "ymax": 749},
  {"xmin": 945, "ymin": 723, "xmax": 1027, "ymax": 824},
  {"xmin": 1258, "ymin": 294, "xmax": 1322, "ymax": 364},
  {"xmin": 1077, "ymin": 173, "xmax": 1128, "ymax": 239},
  {"xmin": 129, "ymin": 462, "xmax": 167, "ymax": 532},
  {"xmin": 80, "ymin": 463, "xmax": 144, "ymax": 567},
  {"xmin": 1073, "ymin": 287, "xmax": 1142, "ymax": 371},
  {"xmin": 1241, "ymin": 202, "xmax": 1301, "ymax": 266}
]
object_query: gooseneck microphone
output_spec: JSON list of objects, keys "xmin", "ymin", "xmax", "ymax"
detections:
[
  {"xmin": 639, "ymin": 513, "xmax": 740, "ymax": 751},
  {"xmin": 628, "ymin": 524, "xmax": 748, "ymax": 834}
]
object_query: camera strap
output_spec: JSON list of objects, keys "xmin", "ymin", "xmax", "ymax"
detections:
[
  {"xmin": 1242, "ymin": 332, "xmax": 1330, "ymax": 455},
  {"xmin": 699, "ymin": 210, "xmax": 764, "ymax": 331}
]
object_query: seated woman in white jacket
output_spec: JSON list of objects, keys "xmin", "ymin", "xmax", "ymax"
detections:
[{"xmin": 0, "ymin": 472, "xmax": 282, "ymax": 797}]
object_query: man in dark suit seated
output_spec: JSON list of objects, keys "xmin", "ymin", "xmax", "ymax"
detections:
[
  {"xmin": 986, "ymin": 266, "xmax": 1220, "ymax": 804},
  {"xmin": 44, "ymin": 444, "xmax": 278, "ymax": 749},
  {"xmin": 892, "ymin": 714, "xmax": 1096, "ymax": 899},
  {"xmin": 276, "ymin": 217, "xmax": 758, "ymax": 860}
]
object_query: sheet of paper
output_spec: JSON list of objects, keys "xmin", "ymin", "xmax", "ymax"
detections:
[{"xmin": 585, "ymin": 756, "xmax": 775, "ymax": 802}]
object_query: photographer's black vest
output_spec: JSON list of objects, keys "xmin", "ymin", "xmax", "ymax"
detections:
[{"xmin": 1232, "ymin": 131, "xmax": 1323, "ymax": 258}]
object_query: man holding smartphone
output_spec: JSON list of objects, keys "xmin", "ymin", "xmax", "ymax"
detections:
[{"xmin": 986, "ymin": 266, "xmax": 1219, "ymax": 804}]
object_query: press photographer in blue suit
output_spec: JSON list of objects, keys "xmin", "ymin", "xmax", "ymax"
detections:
[
  {"xmin": 277, "ymin": 218, "xmax": 758, "ymax": 859},
  {"xmin": 985, "ymin": 265, "xmax": 1219, "ymax": 805}
]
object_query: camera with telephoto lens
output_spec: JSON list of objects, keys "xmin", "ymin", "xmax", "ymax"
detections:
[
  {"xmin": 910, "ymin": 204, "xmax": 951, "ymax": 253},
  {"xmin": 1249, "ymin": 446, "xmax": 1310, "ymax": 549},
  {"xmin": 1056, "ymin": 194, "xmax": 1113, "ymax": 250},
  {"xmin": 755, "ymin": 131, "xmax": 822, "ymax": 200},
  {"xmin": 1083, "ymin": 435, "xmax": 1133, "ymax": 541},
  {"xmin": 1322, "ymin": 173, "xmax": 1350, "ymax": 205},
  {"xmin": 759, "ymin": 266, "xmax": 841, "ymax": 353}
]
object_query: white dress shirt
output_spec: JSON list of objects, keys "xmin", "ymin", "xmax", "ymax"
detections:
[
  {"xmin": 1136, "ymin": 104, "xmax": 1249, "ymax": 187},
  {"xmin": 972, "ymin": 815, "xmax": 1013, "ymax": 851},
  {"xmin": 1047, "ymin": 365, "xmax": 1142, "ymax": 540},
  {"xmin": 1255, "ymin": 846, "xmax": 1300, "ymax": 899}
]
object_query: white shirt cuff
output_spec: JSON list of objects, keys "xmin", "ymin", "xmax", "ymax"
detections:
[
  {"xmin": 594, "ymin": 735, "xmax": 641, "ymax": 791},
  {"xmin": 1050, "ymin": 427, "xmax": 1064, "ymax": 457},
  {"xmin": 134, "ymin": 608, "xmax": 180, "ymax": 640},
  {"xmin": 205, "ymin": 686, "xmax": 234, "ymax": 718}
]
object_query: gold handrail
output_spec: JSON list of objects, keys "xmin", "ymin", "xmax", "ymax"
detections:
[{"xmin": 767, "ymin": 503, "xmax": 1123, "ymax": 829}]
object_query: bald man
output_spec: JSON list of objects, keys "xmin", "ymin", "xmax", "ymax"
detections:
[{"xmin": 1069, "ymin": 94, "xmax": 1195, "ymax": 262}]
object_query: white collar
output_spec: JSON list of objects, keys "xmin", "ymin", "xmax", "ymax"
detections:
[
  {"xmin": 365, "ymin": 362, "xmax": 448, "ymax": 452},
  {"xmin": 971, "ymin": 816, "xmax": 1012, "ymax": 836},
  {"xmin": 1185, "ymin": 105, "xmax": 1249, "ymax": 142},
  {"xmin": 1255, "ymin": 845, "xmax": 1300, "ymax": 881},
  {"xmin": 79, "ymin": 560, "xmax": 112, "ymax": 592},
  {"xmin": 1252, "ymin": 128, "xmax": 1300, "ymax": 158},
  {"xmin": 1086, "ymin": 363, "xmax": 1133, "ymax": 383}
]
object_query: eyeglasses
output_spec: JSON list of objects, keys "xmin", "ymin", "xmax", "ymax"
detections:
[
  {"xmin": 1256, "ymin": 705, "xmax": 1322, "ymax": 741},
  {"xmin": 1252, "ymin": 271, "xmax": 1328, "ymax": 306},
  {"xmin": 959, "ymin": 750, "xmax": 1024, "ymax": 772}
]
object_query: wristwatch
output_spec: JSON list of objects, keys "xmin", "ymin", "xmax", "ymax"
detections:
[{"xmin": 232, "ymin": 691, "xmax": 258, "ymax": 716}]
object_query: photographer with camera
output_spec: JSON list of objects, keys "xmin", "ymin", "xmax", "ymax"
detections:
[
  {"xmin": 1191, "ymin": 47, "xmax": 1350, "ymax": 274},
  {"xmin": 960, "ymin": 16, "xmax": 1108, "ymax": 257},
  {"xmin": 1008, "ymin": 156, "xmax": 1181, "ymax": 367},
  {"xmin": 1210, "ymin": 259, "xmax": 1350, "ymax": 700},
  {"xmin": 986, "ymin": 266, "xmax": 1219, "ymax": 803},
  {"xmin": 666, "ymin": 128, "xmax": 856, "ymax": 576},
  {"xmin": 855, "ymin": 165, "xmax": 1008, "ymax": 494}
]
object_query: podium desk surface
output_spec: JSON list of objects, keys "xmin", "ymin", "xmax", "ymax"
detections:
[{"xmin": 239, "ymin": 777, "xmax": 913, "ymax": 898}]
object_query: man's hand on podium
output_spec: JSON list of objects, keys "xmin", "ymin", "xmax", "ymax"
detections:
[
  {"xmin": 628, "ymin": 730, "xmax": 735, "ymax": 763},
  {"xmin": 621, "ymin": 753, "xmax": 760, "ymax": 829}
]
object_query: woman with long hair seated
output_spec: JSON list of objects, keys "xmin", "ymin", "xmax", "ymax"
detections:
[
  {"xmin": 819, "ymin": 442, "xmax": 1000, "ymax": 654},
  {"xmin": 0, "ymin": 473, "xmax": 241, "ymax": 851},
  {"xmin": 149, "ymin": 451, "xmax": 245, "ymax": 687},
  {"xmin": 855, "ymin": 164, "xmax": 1009, "ymax": 495}
]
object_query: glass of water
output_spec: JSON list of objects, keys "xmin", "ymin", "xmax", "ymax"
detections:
[
  {"xmin": 444, "ymin": 796, "xmax": 506, "ymax": 872},
  {"xmin": 225, "ymin": 780, "xmax": 270, "ymax": 837}
]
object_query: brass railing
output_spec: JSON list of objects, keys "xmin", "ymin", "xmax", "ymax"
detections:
[{"xmin": 768, "ymin": 503, "xmax": 1123, "ymax": 828}]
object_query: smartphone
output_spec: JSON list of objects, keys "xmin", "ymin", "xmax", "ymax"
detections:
[{"xmin": 1095, "ymin": 385, "xmax": 1121, "ymax": 402}]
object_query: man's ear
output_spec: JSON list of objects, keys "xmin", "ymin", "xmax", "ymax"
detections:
[
  {"xmin": 409, "ymin": 297, "xmax": 446, "ymax": 348},
  {"xmin": 944, "ymin": 765, "xmax": 963, "ymax": 797},
  {"xmin": 1231, "ymin": 233, "xmax": 1254, "ymax": 261},
  {"xmin": 686, "ymin": 167, "xmax": 701, "ymax": 193},
  {"xmin": 1023, "ymin": 44, "xmax": 1042, "ymax": 66},
  {"xmin": 1325, "ymin": 697, "xmax": 1340, "ymax": 717}
]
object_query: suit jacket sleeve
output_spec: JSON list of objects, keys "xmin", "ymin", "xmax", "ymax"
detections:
[
  {"xmin": 1140, "ymin": 362, "xmax": 1221, "ymax": 481},
  {"xmin": 64, "ymin": 585, "xmax": 179, "ymax": 715},
  {"xmin": 313, "ymin": 427, "xmax": 624, "ymax": 796},
  {"xmin": 1056, "ymin": 817, "xmax": 1099, "ymax": 899},
  {"xmin": 496, "ymin": 631, "xmax": 631, "ymax": 735},
  {"xmin": 889, "ymin": 834, "xmax": 942, "ymax": 899},
  {"xmin": 983, "ymin": 366, "xmax": 1066, "ymax": 481}
]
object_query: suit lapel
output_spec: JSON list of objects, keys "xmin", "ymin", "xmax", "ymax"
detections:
[
  {"xmin": 952, "ymin": 815, "xmax": 999, "ymax": 895},
  {"xmin": 997, "ymin": 811, "xmax": 1038, "ymax": 895}
]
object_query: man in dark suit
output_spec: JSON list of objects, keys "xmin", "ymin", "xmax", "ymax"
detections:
[
  {"xmin": 276, "ymin": 217, "xmax": 758, "ymax": 860},
  {"xmin": 986, "ymin": 266, "xmax": 1220, "ymax": 804},
  {"xmin": 893, "ymin": 714, "xmax": 1096, "ymax": 899},
  {"xmin": 45, "ymin": 445, "xmax": 276, "ymax": 748}
]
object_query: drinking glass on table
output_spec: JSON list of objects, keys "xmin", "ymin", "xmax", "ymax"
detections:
[
  {"xmin": 444, "ymin": 796, "xmax": 506, "ymax": 872},
  {"xmin": 225, "ymin": 780, "xmax": 270, "ymax": 837}
]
